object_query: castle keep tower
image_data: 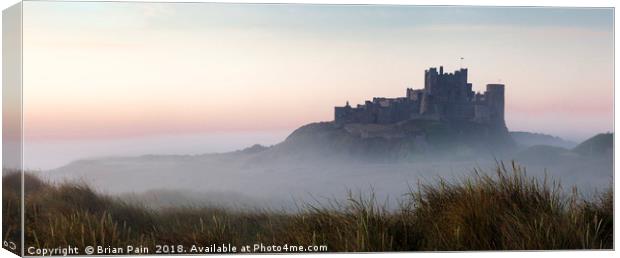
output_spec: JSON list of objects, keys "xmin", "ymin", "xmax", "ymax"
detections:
[{"xmin": 334, "ymin": 66, "xmax": 506, "ymax": 129}]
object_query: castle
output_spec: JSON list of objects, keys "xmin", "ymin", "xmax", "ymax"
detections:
[{"xmin": 334, "ymin": 66, "xmax": 506, "ymax": 129}]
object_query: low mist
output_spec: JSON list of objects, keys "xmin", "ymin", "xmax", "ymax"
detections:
[{"xmin": 36, "ymin": 129, "xmax": 613, "ymax": 211}]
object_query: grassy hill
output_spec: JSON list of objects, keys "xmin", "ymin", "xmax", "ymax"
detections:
[
  {"xmin": 514, "ymin": 133, "xmax": 613, "ymax": 165},
  {"xmin": 510, "ymin": 131, "xmax": 577, "ymax": 149},
  {"xmin": 573, "ymin": 133, "xmax": 613, "ymax": 157},
  {"xmin": 3, "ymin": 163, "xmax": 612, "ymax": 252}
]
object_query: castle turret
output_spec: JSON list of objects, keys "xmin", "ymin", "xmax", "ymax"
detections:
[
  {"xmin": 459, "ymin": 68, "xmax": 468, "ymax": 85},
  {"xmin": 424, "ymin": 67, "xmax": 438, "ymax": 94},
  {"xmin": 485, "ymin": 84, "xmax": 506, "ymax": 128}
]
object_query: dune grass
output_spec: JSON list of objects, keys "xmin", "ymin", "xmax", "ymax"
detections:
[{"xmin": 2, "ymin": 162, "xmax": 613, "ymax": 253}]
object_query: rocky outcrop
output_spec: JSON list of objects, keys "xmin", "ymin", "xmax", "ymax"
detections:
[{"xmin": 263, "ymin": 119, "xmax": 515, "ymax": 162}]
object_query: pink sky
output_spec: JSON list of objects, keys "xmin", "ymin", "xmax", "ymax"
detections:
[{"xmin": 21, "ymin": 3, "xmax": 613, "ymax": 142}]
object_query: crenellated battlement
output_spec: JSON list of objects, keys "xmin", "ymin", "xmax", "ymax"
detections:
[{"xmin": 334, "ymin": 66, "xmax": 506, "ymax": 129}]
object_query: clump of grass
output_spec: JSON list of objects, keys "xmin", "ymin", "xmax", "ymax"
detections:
[
  {"xmin": 271, "ymin": 162, "xmax": 612, "ymax": 251},
  {"xmin": 3, "ymin": 170, "xmax": 24, "ymax": 255},
  {"xmin": 409, "ymin": 162, "xmax": 612, "ymax": 250},
  {"xmin": 2, "ymin": 162, "xmax": 613, "ymax": 252},
  {"xmin": 276, "ymin": 191, "xmax": 417, "ymax": 251}
]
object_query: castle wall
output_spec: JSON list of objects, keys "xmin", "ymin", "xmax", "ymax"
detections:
[
  {"xmin": 473, "ymin": 105, "xmax": 490, "ymax": 123},
  {"xmin": 334, "ymin": 106, "xmax": 349, "ymax": 123}
]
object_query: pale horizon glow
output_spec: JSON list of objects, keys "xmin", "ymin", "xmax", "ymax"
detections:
[{"xmin": 21, "ymin": 2, "xmax": 613, "ymax": 169}]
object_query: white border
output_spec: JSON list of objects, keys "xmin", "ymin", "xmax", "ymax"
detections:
[{"xmin": 0, "ymin": 1, "xmax": 616, "ymax": 258}]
